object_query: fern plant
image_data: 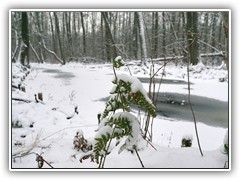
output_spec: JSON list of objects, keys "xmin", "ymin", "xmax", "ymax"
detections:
[{"xmin": 80, "ymin": 56, "xmax": 156, "ymax": 168}]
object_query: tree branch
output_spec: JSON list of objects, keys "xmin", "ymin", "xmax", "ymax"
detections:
[
  {"xmin": 29, "ymin": 42, "xmax": 41, "ymax": 63},
  {"xmin": 39, "ymin": 42, "xmax": 64, "ymax": 65},
  {"xmin": 12, "ymin": 97, "xmax": 32, "ymax": 103}
]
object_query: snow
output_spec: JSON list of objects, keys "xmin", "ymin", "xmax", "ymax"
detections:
[
  {"xmin": 114, "ymin": 56, "xmax": 125, "ymax": 65},
  {"xmin": 111, "ymin": 112, "xmax": 140, "ymax": 150},
  {"xmin": 115, "ymin": 73, "xmax": 152, "ymax": 104},
  {"xmin": 182, "ymin": 133, "xmax": 193, "ymax": 141},
  {"xmin": 11, "ymin": 61, "xmax": 229, "ymax": 170}
]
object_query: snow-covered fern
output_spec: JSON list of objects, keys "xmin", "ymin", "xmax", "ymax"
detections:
[
  {"xmin": 80, "ymin": 56, "xmax": 156, "ymax": 168},
  {"xmin": 94, "ymin": 112, "xmax": 141, "ymax": 162}
]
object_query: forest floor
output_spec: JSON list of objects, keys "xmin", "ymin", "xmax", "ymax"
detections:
[{"xmin": 11, "ymin": 61, "xmax": 229, "ymax": 170}]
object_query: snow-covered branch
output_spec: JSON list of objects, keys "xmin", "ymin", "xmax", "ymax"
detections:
[
  {"xmin": 30, "ymin": 42, "xmax": 41, "ymax": 63},
  {"xmin": 39, "ymin": 42, "xmax": 64, "ymax": 65}
]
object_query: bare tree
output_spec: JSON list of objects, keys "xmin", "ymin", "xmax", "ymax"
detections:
[
  {"xmin": 102, "ymin": 12, "xmax": 117, "ymax": 61},
  {"xmin": 12, "ymin": 11, "xmax": 227, "ymax": 65},
  {"xmin": 138, "ymin": 12, "xmax": 148, "ymax": 65},
  {"xmin": 54, "ymin": 12, "xmax": 65, "ymax": 64},
  {"xmin": 221, "ymin": 11, "xmax": 229, "ymax": 70},
  {"xmin": 132, "ymin": 12, "xmax": 140, "ymax": 60},
  {"xmin": 162, "ymin": 12, "xmax": 167, "ymax": 57},
  {"xmin": 34, "ymin": 12, "xmax": 45, "ymax": 63},
  {"xmin": 186, "ymin": 12, "xmax": 199, "ymax": 65},
  {"xmin": 65, "ymin": 12, "xmax": 73, "ymax": 57},
  {"xmin": 20, "ymin": 12, "xmax": 29, "ymax": 65},
  {"xmin": 49, "ymin": 12, "xmax": 57, "ymax": 54},
  {"xmin": 91, "ymin": 12, "xmax": 97, "ymax": 57},
  {"xmin": 80, "ymin": 12, "xmax": 86, "ymax": 56}
]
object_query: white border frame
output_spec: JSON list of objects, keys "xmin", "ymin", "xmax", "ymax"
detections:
[{"xmin": 9, "ymin": 9, "xmax": 231, "ymax": 172}]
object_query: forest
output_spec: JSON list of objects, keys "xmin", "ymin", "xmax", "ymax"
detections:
[
  {"xmin": 11, "ymin": 11, "xmax": 229, "ymax": 67},
  {"xmin": 11, "ymin": 10, "xmax": 229, "ymax": 170}
]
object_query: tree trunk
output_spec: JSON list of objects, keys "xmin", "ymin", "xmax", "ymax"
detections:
[
  {"xmin": 12, "ymin": 30, "xmax": 21, "ymax": 63},
  {"xmin": 211, "ymin": 13, "xmax": 217, "ymax": 61},
  {"xmin": 221, "ymin": 11, "xmax": 229, "ymax": 70},
  {"xmin": 20, "ymin": 12, "xmax": 29, "ymax": 65},
  {"xmin": 35, "ymin": 12, "xmax": 45, "ymax": 63},
  {"xmin": 49, "ymin": 12, "xmax": 57, "ymax": 55},
  {"xmin": 204, "ymin": 13, "xmax": 209, "ymax": 54},
  {"xmin": 102, "ymin": 12, "xmax": 117, "ymax": 61},
  {"xmin": 30, "ymin": 42, "xmax": 41, "ymax": 63},
  {"xmin": 132, "ymin": 12, "xmax": 140, "ymax": 59},
  {"xmin": 80, "ymin": 12, "xmax": 86, "ymax": 56},
  {"xmin": 100, "ymin": 13, "xmax": 105, "ymax": 60},
  {"xmin": 91, "ymin": 12, "xmax": 96, "ymax": 57},
  {"xmin": 162, "ymin": 12, "xmax": 167, "ymax": 57},
  {"xmin": 65, "ymin": 12, "xmax": 73, "ymax": 57},
  {"xmin": 153, "ymin": 12, "xmax": 159, "ymax": 58},
  {"xmin": 186, "ymin": 12, "xmax": 199, "ymax": 65},
  {"xmin": 138, "ymin": 12, "xmax": 148, "ymax": 65},
  {"xmin": 54, "ymin": 12, "xmax": 65, "ymax": 64}
]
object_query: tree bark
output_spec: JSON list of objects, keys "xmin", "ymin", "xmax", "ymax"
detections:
[
  {"xmin": 20, "ymin": 12, "xmax": 29, "ymax": 65},
  {"xmin": 54, "ymin": 12, "xmax": 65, "ymax": 64},
  {"xmin": 91, "ymin": 12, "xmax": 96, "ymax": 57},
  {"xmin": 138, "ymin": 12, "xmax": 148, "ymax": 65},
  {"xmin": 100, "ymin": 13, "xmax": 105, "ymax": 59},
  {"xmin": 49, "ymin": 12, "xmax": 57, "ymax": 56},
  {"xmin": 40, "ymin": 42, "xmax": 64, "ymax": 65},
  {"xmin": 162, "ymin": 12, "xmax": 167, "ymax": 57},
  {"xmin": 221, "ymin": 11, "xmax": 229, "ymax": 70},
  {"xmin": 102, "ymin": 12, "xmax": 117, "ymax": 61},
  {"xmin": 186, "ymin": 12, "xmax": 199, "ymax": 65},
  {"xmin": 80, "ymin": 12, "xmax": 87, "ymax": 56},
  {"xmin": 211, "ymin": 13, "xmax": 217, "ymax": 61},
  {"xmin": 153, "ymin": 12, "xmax": 159, "ymax": 58},
  {"xmin": 132, "ymin": 12, "xmax": 140, "ymax": 59},
  {"xmin": 30, "ymin": 42, "xmax": 41, "ymax": 63},
  {"xmin": 204, "ymin": 13, "xmax": 209, "ymax": 53},
  {"xmin": 12, "ymin": 30, "xmax": 21, "ymax": 63},
  {"xmin": 65, "ymin": 12, "xmax": 73, "ymax": 57},
  {"xmin": 35, "ymin": 12, "xmax": 45, "ymax": 63}
]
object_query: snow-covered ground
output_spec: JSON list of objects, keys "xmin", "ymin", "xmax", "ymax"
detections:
[{"xmin": 11, "ymin": 61, "xmax": 229, "ymax": 170}]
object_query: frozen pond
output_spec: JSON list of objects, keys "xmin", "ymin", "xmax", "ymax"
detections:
[
  {"xmin": 40, "ymin": 67, "xmax": 228, "ymax": 128},
  {"xmin": 42, "ymin": 69, "xmax": 75, "ymax": 86},
  {"xmin": 155, "ymin": 92, "xmax": 228, "ymax": 128}
]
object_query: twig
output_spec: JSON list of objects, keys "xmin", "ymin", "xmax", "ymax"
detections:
[
  {"xmin": 99, "ymin": 122, "xmax": 117, "ymax": 168},
  {"xmin": 12, "ymin": 132, "xmax": 42, "ymax": 158},
  {"xmin": 39, "ymin": 42, "xmax": 64, "ymax": 65},
  {"xmin": 34, "ymin": 152, "xmax": 54, "ymax": 168},
  {"xmin": 143, "ymin": 135, "xmax": 157, "ymax": 151},
  {"xmin": 12, "ymin": 98, "xmax": 32, "ymax": 103},
  {"xmin": 40, "ymin": 125, "xmax": 97, "ymax": 141},
  {"xmin": 187, "ymin": 55, "xmax": 203, "ymax": 157},
  {"xmin": 134, "ymin": 147, "xmax": 144, "ymax": 168},
  {"xmin": 166, "ymin": 13, "xmax": 204, "ymax": 156}
]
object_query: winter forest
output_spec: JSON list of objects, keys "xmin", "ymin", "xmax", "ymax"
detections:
[{"xmin": 11, "ymin": 10, "xmax": 229, "ymax": 170}]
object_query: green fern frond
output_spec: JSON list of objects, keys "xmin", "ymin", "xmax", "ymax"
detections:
[
  {"xmin": 102, "ymin": 76, "xmax": 156, "ymax": 121},
  {"xmin": 93, "ymin": 112, "xmax": 140, "ymax": 161},
  {"xmin": 91, "ymin": 57, "xmax": 156, "ymax": 167}
]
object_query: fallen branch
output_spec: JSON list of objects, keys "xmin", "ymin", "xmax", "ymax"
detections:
[
  {"xmin": 12, "ymin": 97, "xmax": 32, "ymax": 103},
  {"xmin": 12, "ymin": 84, "xmax": 20, "ymax": 89},
  {"xmin": 12, "ymin": 132, "xmax": 42, "ymax": 158},
  {"xmin": 152, "ymin": 56, "xmax": 184, "ymax": 62}
]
